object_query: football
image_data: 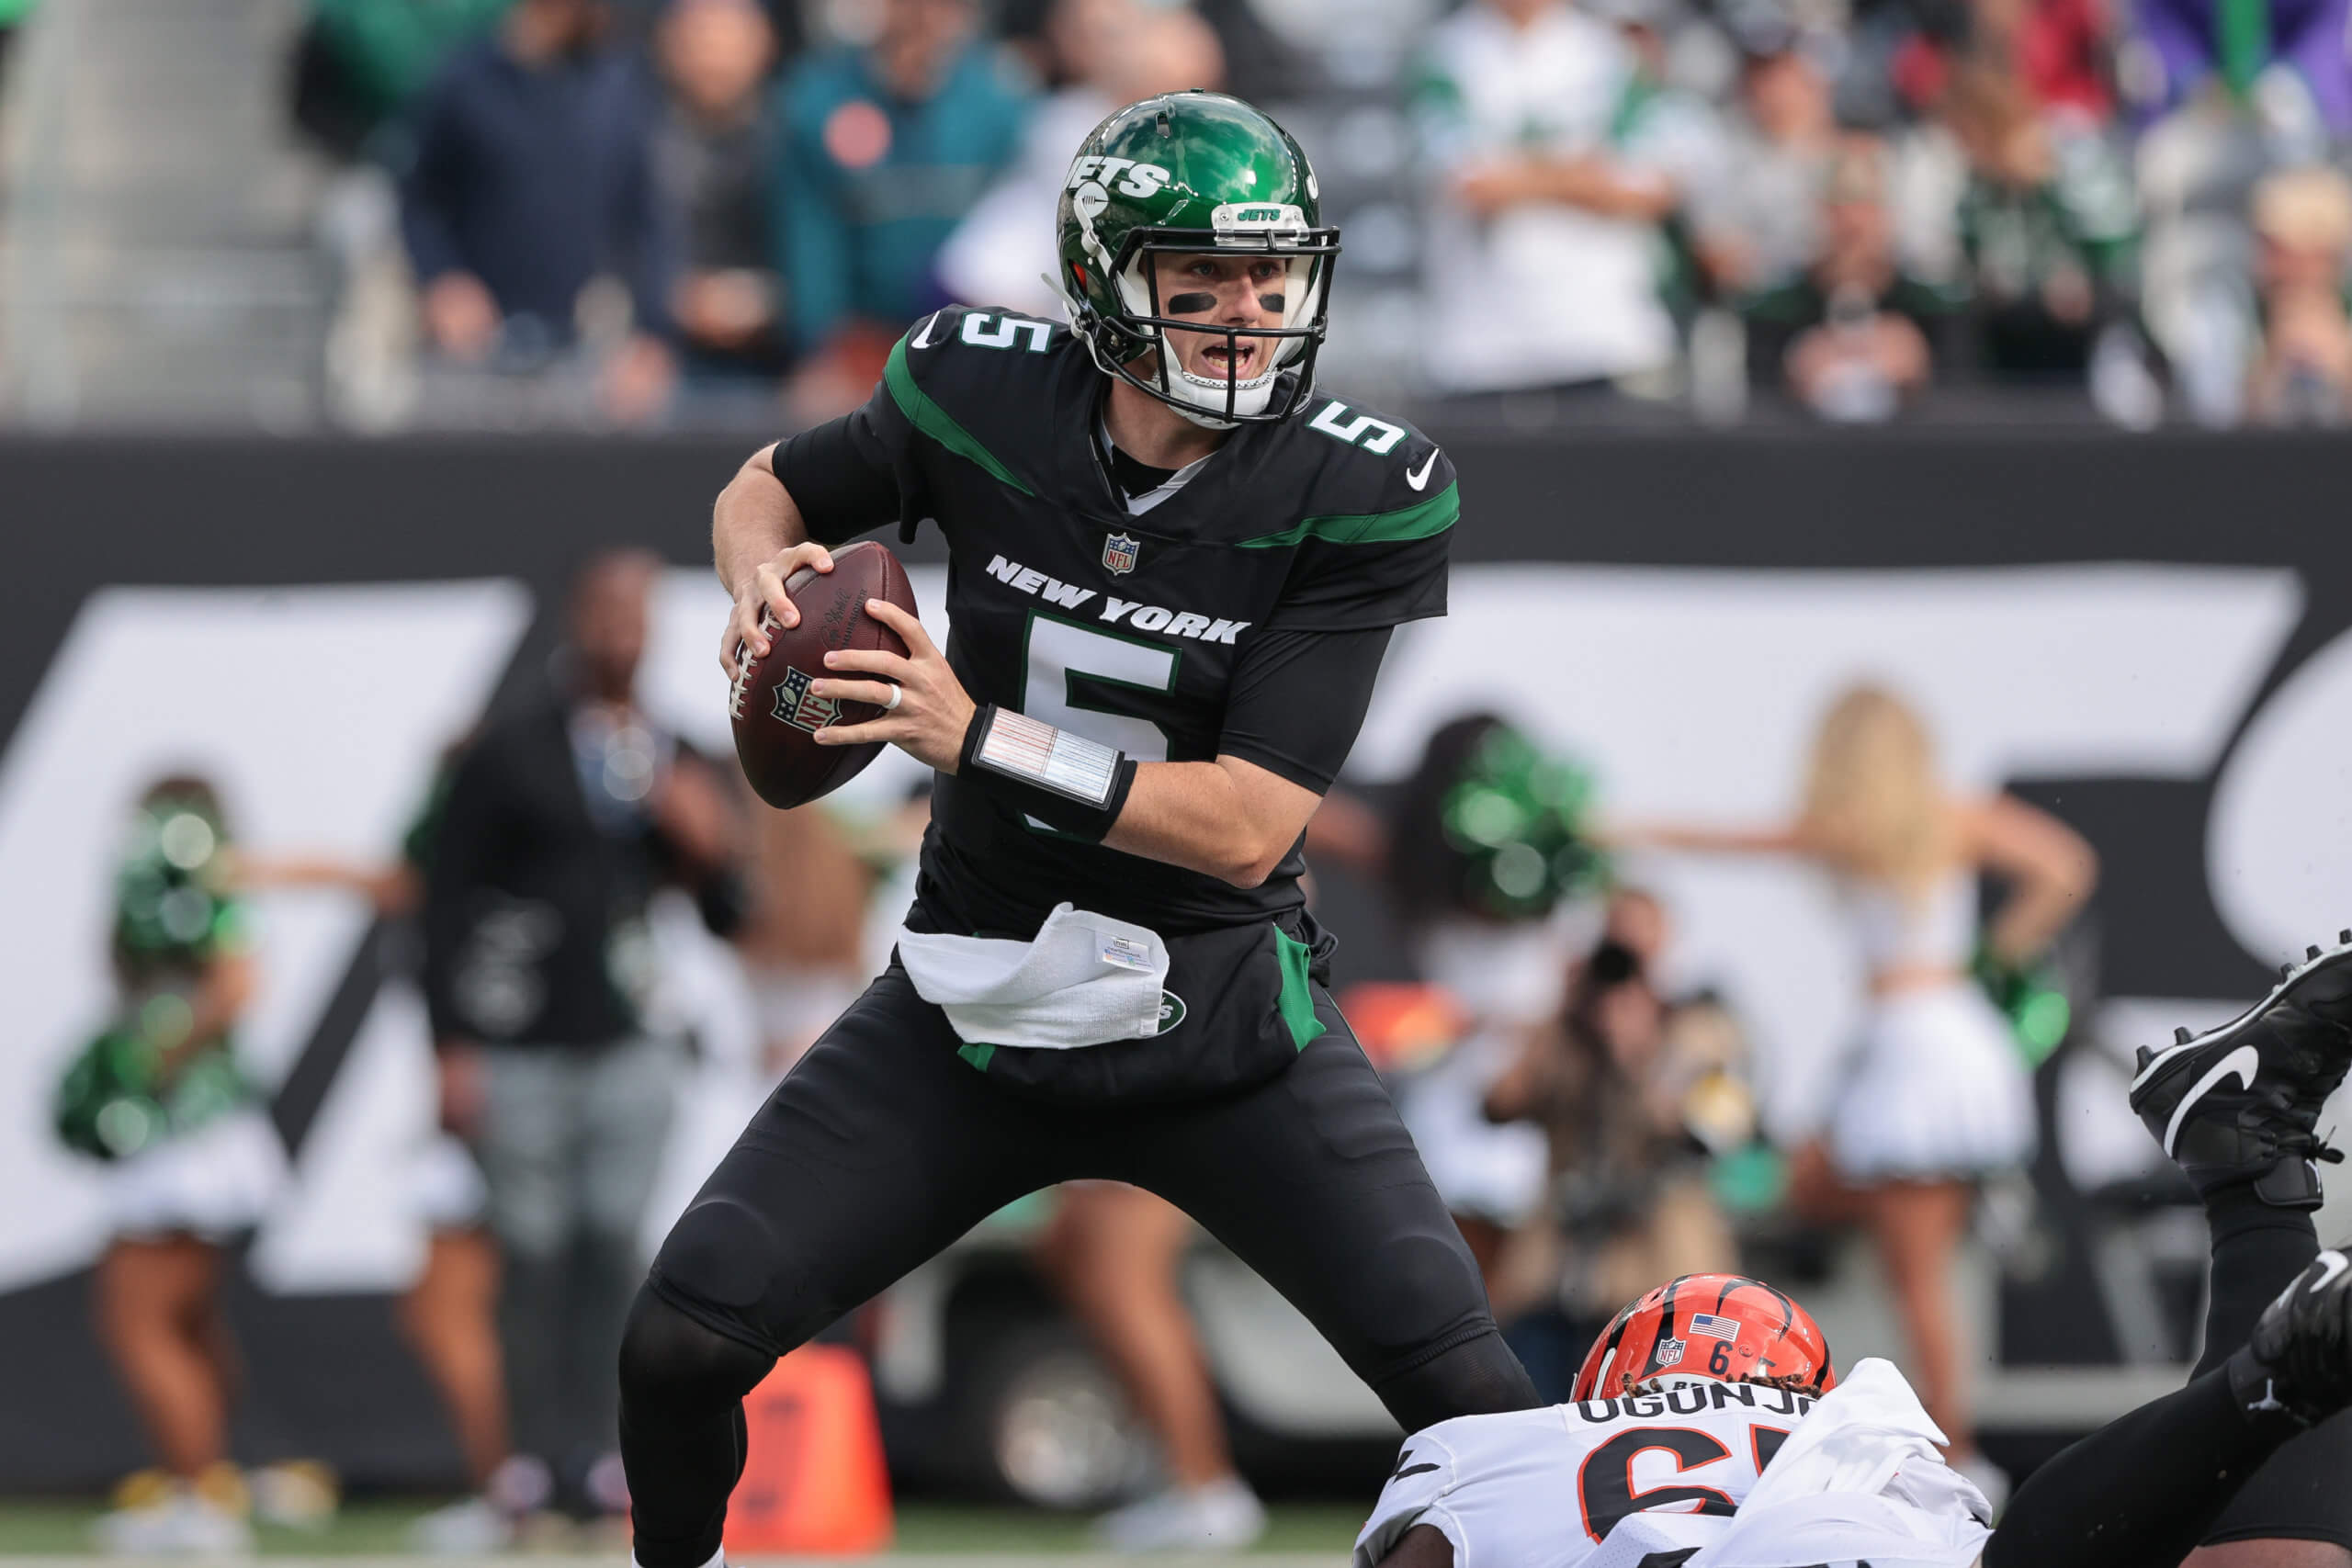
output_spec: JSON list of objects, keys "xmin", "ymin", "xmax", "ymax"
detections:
[{"xmin": 729, "ymin": 539, "xmax": 919, "ymax": 809}]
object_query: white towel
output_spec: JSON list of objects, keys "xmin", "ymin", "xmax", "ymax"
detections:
[{"xmin": 896, "ymin": 902, "xmax": 1169, "ymax": 1050}]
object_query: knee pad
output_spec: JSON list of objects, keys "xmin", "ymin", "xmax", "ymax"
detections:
[
  {"xmin": 654, "ymin": 1195, "xmax": 784, "ymax": 1312},
  {"xmin": 617, "ymin": 1285, "xmax": 773, "ymax": 1419},
  {"xmin": 1374, "ymin": 1327, "xmax": 1543, "ymax": 1434}
]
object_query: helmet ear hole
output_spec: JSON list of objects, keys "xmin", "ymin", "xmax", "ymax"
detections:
[
  {"xmin": 1272, "ymin": 255, "xmax": 1326, "ymax": 367},
  {"xmin": 1114, "ymin": 256, "xmax": 1159, "ymax": 330}
]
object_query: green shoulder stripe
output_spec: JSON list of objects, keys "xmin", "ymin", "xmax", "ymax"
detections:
[
  {"xmin": 1235, "ymin": 481, "xmax": 1459, "ymax": 550},
  {"xmin": 883, "ymin": 334, "xmax": 1035, "ymax": 496}
]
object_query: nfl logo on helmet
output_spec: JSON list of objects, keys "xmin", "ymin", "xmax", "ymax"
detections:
[
  {"xmin": 771, "ymin": 666, "xmax": 838, "ymax": 734},
  {"xmin": 1102, "ymin": 532, "xmax": 1140, "ymax": 575}
]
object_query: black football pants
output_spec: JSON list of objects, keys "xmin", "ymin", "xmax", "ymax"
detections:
[{"xmin": 619, "ymin": 962, "xmax": 1535, "ymax": 1568}]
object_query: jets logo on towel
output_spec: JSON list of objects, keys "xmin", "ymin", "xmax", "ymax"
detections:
[
  {"xmin": 1690, "ymin": 1314, "xmax": 1740, "ymax": 1341},
  {"xmin": 772, "ymin": 666, "xmax": 837, "ymax": 734}
]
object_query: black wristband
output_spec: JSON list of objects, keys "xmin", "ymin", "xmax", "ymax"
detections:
[{"xmin": 957, "ymin": 705, "xmax": 1138, "ymax": 842}]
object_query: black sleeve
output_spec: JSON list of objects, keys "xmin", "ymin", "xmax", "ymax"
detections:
[
  {"xmin": 1266, "ymin": 534, "xmax": 1449, "ymax": 632},
  {"xmin": 419, "ymin": 730, "xmax": 500, "ymax": 1043},
  {"xmin": 1216, "ymin": 626, "xmax": 1393, "ymax": 793},
  {"xmin": 771, "ymin": 384, "xmax": 909, "ymax": 546}
]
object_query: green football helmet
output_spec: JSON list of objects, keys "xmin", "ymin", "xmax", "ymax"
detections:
[{"xmin": 1055, "ymin": 91, "xmax": 1340, "ymax": 427}]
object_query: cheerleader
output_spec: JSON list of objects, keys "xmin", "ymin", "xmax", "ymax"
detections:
[
  {"xmin": 59, "ymin": 778, "xmax": 285, "ymax": 1553},
  {"xmin": 1625, "ymin": 683, "xmax": 2097, "ymax": 1490}
]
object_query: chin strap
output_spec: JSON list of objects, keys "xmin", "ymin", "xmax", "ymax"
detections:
[{"xmin": 1166, "ymin": 397, "xmax": 1240, "ymax": 432}]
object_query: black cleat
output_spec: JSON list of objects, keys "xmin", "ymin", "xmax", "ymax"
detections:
[
  {"xmin": 2230, "ymin": 1247, "xmax": 2352, "ymax": 1426},
  {"xmin": 2129, "ymin": 935, "xmax": 2352, "ymax": 1208}
]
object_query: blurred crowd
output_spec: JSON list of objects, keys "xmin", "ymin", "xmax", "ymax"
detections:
[{"xmin": 258, "ymin": 0, "xmax": 2352, "ymax": 430}]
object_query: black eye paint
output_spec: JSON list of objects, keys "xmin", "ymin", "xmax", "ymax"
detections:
[
  {"xmin": 1258, "ymin": 294, "xmax": 1286, "ymax": 313},
  {"xmin": 1165, "ymin": 292, "xmax": 1217, "ymax": 314}
]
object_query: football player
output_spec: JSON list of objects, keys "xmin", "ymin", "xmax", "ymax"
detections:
[
  {"xmin": 1356, "ymin": 936, "xmax": 2352, "ymax": 1568},
  {"xmin": 619, "ymin": 91, "xmax": 1541, "ymax": 1568}
]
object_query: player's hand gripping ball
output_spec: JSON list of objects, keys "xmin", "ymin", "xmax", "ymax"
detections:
[{"xmin": 728, "ymin": 539, "xmax": 920, "ymax": 808}]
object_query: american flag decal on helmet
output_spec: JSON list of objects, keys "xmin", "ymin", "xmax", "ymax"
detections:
[{"xmin": 1572, "ymin": 1272, "xmax": 1837, "ymax": 1403}]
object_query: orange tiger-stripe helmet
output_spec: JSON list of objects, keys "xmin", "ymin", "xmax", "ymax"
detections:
[{"xmin": 1572, "ymin": 1273, "xmax": 1838, "ymax": 1402}]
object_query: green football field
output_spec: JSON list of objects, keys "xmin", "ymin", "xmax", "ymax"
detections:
[{"xmin": 0, "ymin": 1500, "xmax": 1363, "ymax": 1560}]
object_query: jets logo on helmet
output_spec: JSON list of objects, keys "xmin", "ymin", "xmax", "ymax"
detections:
[
  {"xmin": 1574, "ymin": 1273, "xmax": 1838, "ymax": 1402},
  {"xmin": 1055, "ymin": 91, "xmax": 1340, "ymax": 429}
]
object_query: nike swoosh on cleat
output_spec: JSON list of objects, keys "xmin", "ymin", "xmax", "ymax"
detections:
[
  {"xmin": 2165, "ymin": 1044, "xmax": 2263, "ymax": 1155},
  {"xmin": 2311, "ymin": 1251, "xmax": 2349, "ymax": 1293},
  {"xmin": 1406, "ymin": 450, "xmax": 1440, "ymax": 491},
  {"xmin": 910, "ymin": 310, "xmax": 945, "ymax": 349},
  {"xmin": 2135, "ymin": 936, "xmax": 2352, "ymax": 1092}
]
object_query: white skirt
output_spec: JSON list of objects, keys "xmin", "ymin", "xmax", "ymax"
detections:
[
  {"xmin": 108, "ymin": 1108, "xmax": 286, "ymax": 1241},
  {"xmin": 1829, "ymin": 983, "xmax": 2036, "ymax": 1182},
  {"xmin": 411, "ymin": 1131, "xmax": 488, "ymax": 1232}
]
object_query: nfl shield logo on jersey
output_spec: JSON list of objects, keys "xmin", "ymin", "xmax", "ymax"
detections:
[
  {"xmin": 771, "ymin": 666, "xmax": 837, "ymax": 734},
  {"xmin": 1102, "ymin": 532, "xmax": 1140, "ymax": 575}
]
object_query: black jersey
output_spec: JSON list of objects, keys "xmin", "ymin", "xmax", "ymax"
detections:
[
  {"xmin": 815, "ymin": 304, "xmax": 1457, "ymax": 948},
  {"xmin": 794, "ymin": 304, "xmax": 1458, "ymax": 1098}
]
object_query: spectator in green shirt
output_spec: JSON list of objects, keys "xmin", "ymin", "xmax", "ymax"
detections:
[
  {"xmin": 1945, "ymin": 60, "xmax": 2141, "ymax": 378},
  {"xmin": 773, "ymin": 0, "xmax": 1032, "ymax": 422},
  {"xmin": 1743, "ymin": 136, "xmax": 1968, "ymax": 419}
]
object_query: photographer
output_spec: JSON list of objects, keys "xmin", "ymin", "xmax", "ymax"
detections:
[{"xmin": 1482, "ymin": 889, "xmax": 1746, "ymax": 1398}]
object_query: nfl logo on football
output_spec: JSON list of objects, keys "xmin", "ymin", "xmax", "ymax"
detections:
[
  {"xmin": 771, "ymin": 666, "xmax": 837, "ymax": 734},
  {"xmin": 1102, "ymin": 532, "xmax": 1140, "ymax": 575}
]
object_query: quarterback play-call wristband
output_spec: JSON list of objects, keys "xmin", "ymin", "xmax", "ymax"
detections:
[{"xmin": 958, "ymin": 705, "xmax": 1138, "ymax": 841}]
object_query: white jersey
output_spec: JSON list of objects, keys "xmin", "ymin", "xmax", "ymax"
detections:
[{"xmin": 1353, "ymin": 1359, "xmax": 1994, "ymax": 1568}]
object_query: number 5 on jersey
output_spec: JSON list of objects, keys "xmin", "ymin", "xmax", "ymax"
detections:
[
  {"xmin": 1307, "ymin": 400, "xmax": 1407, "ymax": 455},
  {"xmin": 1016, "ymin": 614, "xmax": 1176, "ymax": 830}
]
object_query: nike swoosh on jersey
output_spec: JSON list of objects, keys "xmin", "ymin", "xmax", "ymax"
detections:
[
  {"xmin": 2311, "ymin": 1251, "xmax": 2349, "ymax": 1293},
  {"xmin": 910, "ymin": 310, "xmax": 945, "ymax": 349},
  {"xmin": 1391, "ymin": 1450, "xmax": 1438, "ymax": 1481},
  {"xmin": 2165, "ymin": 1043, "xmax": 2263, "ymax": 1154},
  {"xmin": 1406, "ymin": 450, "xmax": 1440, "ymax": 491}
]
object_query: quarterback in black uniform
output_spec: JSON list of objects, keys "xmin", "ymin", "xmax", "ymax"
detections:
[{"xmin": 618, "ymin": 91, "xmax": 1540, "ymax": 1566}]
